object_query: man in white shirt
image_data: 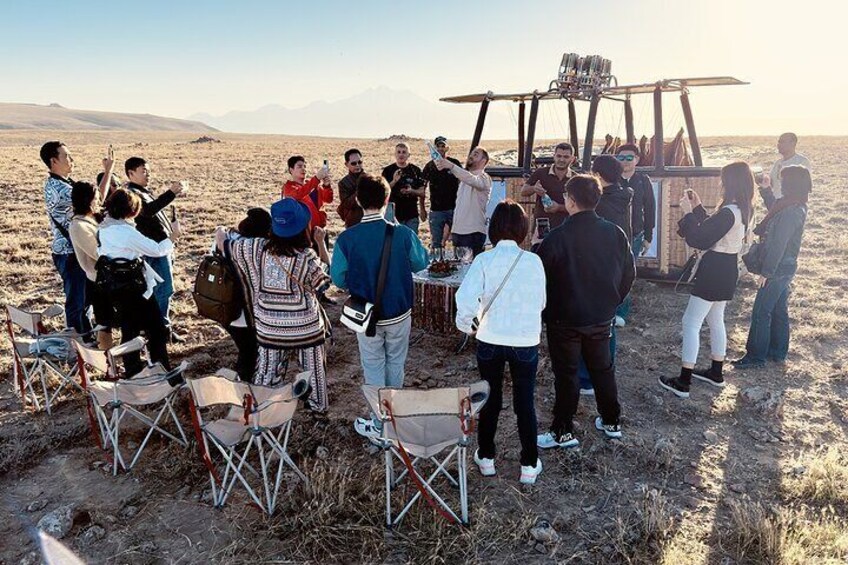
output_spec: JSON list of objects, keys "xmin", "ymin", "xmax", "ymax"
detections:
[
  {"xmin": 436, "ymin": 146, "xmax": 493, "ymax": 257},
  {"xmin": 765, "ymin": 133, "xmax": 811, "ymax": 199}
]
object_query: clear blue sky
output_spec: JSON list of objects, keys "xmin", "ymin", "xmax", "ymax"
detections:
[{"xmin": 2, "ymin": 0, "xmax": 845, "ymax": 135}]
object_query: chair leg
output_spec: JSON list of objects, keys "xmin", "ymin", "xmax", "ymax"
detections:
[
  {"xmin": 393, "ymin": 448, "xmax": 462, "ymax": 526},
  {"xmin": 385, "ymin": 448, "xmax": 393, "ymax": 528},
  {"xmin": 459, "ymin": 446, "xmax": 468, "ymax": 524}
]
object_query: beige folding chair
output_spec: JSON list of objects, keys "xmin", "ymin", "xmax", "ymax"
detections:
[
  {"xmin": 361, "ymin": 382, "xmax": 489, "ymax": 528},
  {"xmin": 74, "ymin": 339, "xmax": 189, "ymax": 475},
  {"xmin": 186, "ymin": 371, "xmax": 311, "ymax": 514},
  {"xmin": 5, "ymin": 304, "xmax": 88, "ymax": 414}
]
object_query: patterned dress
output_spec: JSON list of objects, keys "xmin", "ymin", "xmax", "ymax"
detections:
[{"xmin": 226, "ymin": 238, "xmax": 330, "ymax": 411}]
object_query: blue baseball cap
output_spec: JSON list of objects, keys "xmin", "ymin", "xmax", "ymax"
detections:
[{"xmin": 270, "ymin": 198, "xmax": 311, "ymax": 237}]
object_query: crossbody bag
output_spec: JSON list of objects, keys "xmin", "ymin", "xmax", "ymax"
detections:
[{"xmin": 341, "ymin": 224, "xmax": 394, "ymax": 337}]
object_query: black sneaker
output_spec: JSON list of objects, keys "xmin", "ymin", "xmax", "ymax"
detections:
[
  {"xmin": 732, "ymin": 356, "xmax": 765, "ymax": 369},
  {"xmin": 692, "ymin": 367, "xmax": 726, "ymax": 388},
  {"xmin": 658, "ymin": 376, "xmax": 690, "ymax": 399}
]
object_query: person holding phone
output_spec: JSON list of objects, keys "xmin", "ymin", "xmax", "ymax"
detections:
[
  {"xmin": 283, "ymin": 155, "xmax": 333, "ymax": 262},
  {"xmin": 382, "ymin": 143, "xmax": 425, "ymax": 234},
  {"xmin": 521, "ymin": 142, "xmax": 575, "ymax": 251},
  {"xmin": 659, "ymin": 162, "xmax": 755, "ymax": 398}
]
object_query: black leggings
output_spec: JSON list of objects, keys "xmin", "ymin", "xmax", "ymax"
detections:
[{"xmin": 113, "ymin": 290, "xmax": 170, "ymax": 376}]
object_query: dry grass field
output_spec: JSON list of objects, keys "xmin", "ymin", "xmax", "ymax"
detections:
[{"xmin": 0, "ymin": 131, "xmax": 846, "ymax": 564}]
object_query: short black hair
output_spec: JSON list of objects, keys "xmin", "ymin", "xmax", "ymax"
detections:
[
  {"xmin": 344, "ymin": 148, "xmax": 361, "ymax": 163},
  {"xmin": 565, "ymin": 174, "xmax": 602, "ymax": 210},
  {"xmin": 40, "ymin": 141, "xmax": 65, "ymax": 168},
  {"xmin": 356, "ymin": 173, "xmax": 388, "ymax": 210},
  {"xmin": 591, "ymin": 154, "xmax": 622, "ymax": 184},
  {"xmin": 105, "ymin": 188, "xmax": 142, "ymax": 219},
  {"xmin": 554, "ymin": 142, "xmax": 574, "ymax": 154},
  {"xmin": 616, "ymin": 143, "xmax": 640, "ymax": 154},
  {"xmin": 71, "ymin": 181, "xmax": 97, "ymax": 216},
  {"xmin": 287, "ymin": 155, "xmax": 305, "ymax": 170},
  {"xmin": 124, "ymin": 156, "xmax": 147, "ymax": 176},
  {"xmin": 237, "ymin": 207, "xmax": 272, "ymax": 238},
  {"xmin": 780, "ymin": 165, "xmax": 812, "ymax": 199},
  {"xmin": 488, "ymin": 200, "xmax": 529, "ymax": 245}
]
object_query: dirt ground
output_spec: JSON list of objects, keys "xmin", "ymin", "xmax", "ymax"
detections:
[{"xmin": 1, "ymin": 132, "xmax": 846, "ymax": 564}]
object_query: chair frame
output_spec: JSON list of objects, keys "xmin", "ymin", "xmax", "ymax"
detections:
[
  {"xmin": 187, "ymin": 371, "xmax": 311, "ymax": 515},
  {"xmin": 74, "ymin": 338, "xmax": 189, "ymax": 475},
  {"xmin": 6, "ymin": 304, "xmax": 85, "ymax": 414}
]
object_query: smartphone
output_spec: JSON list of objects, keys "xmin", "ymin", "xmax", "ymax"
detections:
[
  {"xmin": 536, "ymin": 218, "xmax": 551, "ymax": 239},
  {"xmin": 686, "ymin": 189, "xmax": 694, "ymax": 200},
  {"xmin": 170, "ymin": 205, "xmax": 177, "ymax": 222},
  {"xmin": 323, "ymin": 159, "xmax": 329, "ymax": 168}
]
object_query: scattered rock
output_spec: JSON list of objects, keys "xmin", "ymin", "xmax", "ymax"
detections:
[
  {"xmin": 315, "ymin": 445, "xmax": 330, "ymax": 459},
  {"xmin": 19, "ymin": 551, "xmax": 40, "ymax": 565},
  {"xmin": 190, "ymin": 135, "xmax": 221, "ymax": 144},
  {"xmin": 582, "ymin": 505, "xmax": 596, "ymax": 513},
  {"xmin": 729, "ymin": 483, "xmax": 746, "ymax": 494},
  {"xmin": 139, "ymin": 540, "xmax": 158, "ymax": 553},
  {"xmin": 683, "ymin": 473, "xmax": 703, "ymax": 488},
  {"xmin": 534, "ymin": 542, "xmax": 548, "ymax": 554},
  {"xmin": 703, "ymin": 430, "xmax": 720, "ymax": 444},
  {"xmin": 26, "ymin": 500, "xmax": 48, "ymax": 513},
  {"xmin": 529, "ymin": 520, "xmax": 560, "ymax": 544},
  {"xmin": 37, "ymin": 505, "xmax": 74, "ymax": 539},
  {"xmin": 120, "ymin": 505, "xmax": 139, "ymax": 519},
  {"xmin": 791, "ymin": 465, "xmax": 807, "ymax": 476},
  {"xmin": 741, "ymin": 386, "xmax": 784, "ymax": 416},
  {"xmin": 78, "ymin": 525, "xmax": 106, "ymax": 547}
]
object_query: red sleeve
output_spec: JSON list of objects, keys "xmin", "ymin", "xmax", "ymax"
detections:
[
  {"xmin": 319, "ymin": 185, "xmax": 334, "ymax": 204},
  {"xmin": 284, "ymin": 177, "xmax": 320, "ymax": 201}
]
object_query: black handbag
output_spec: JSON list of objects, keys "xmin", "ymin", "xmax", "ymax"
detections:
[
  {"xmin": 742, "ymin": 241, "xmax": 766, "ymax": 275},
  {"xmin": 95, "ymin": 256, "xmax": 147, "ymax": 296}
]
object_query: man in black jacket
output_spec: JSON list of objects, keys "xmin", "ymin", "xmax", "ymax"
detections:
[
  {"xmin": 124, "ymin": 157, "xmax": 186, "ymax": 342},
  {"xmin": 536, "ymin": 175, "xmax": 635, "ymax": 449}
]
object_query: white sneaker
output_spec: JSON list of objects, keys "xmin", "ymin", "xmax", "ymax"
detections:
[
  {"xmin": 519, "ymin": 458, "xmax": 542, "ymax": 484},
  {"xmin": 354, "ymin": 417, "xmax": 381, "ymax": 439},
  {"xmin": 594, "ymin": 416, "xmax": 622, "ymax": 439},
  {"xmin": 614, "ymin": 315, "xmax": 626, "ymax": 328},
  {"xmin": 579, "ymin": 387, "xmax": 595, "ymax": 397},
  {"xmin": 537, "ymin": 431, "xmax": 579, "ymax": 449},
  {"xmin": 473, "ymin": 449, "xmax": 496, "ymax": 476}
]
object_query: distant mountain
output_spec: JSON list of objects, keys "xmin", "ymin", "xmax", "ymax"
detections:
[
  {"xmin": 189, "ymin": 86, "xmax": 516, "ymax": 139},
  {"xmin": 0, "ymin": 103, "xmax": 216, "ymax": 132}
]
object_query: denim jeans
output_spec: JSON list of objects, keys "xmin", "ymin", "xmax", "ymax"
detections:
[
  {"xmin": 616, "ymin": 231, "xmax": 643, "ymax": 321},
  {"xmin": 745, "ymin": 275, "xmax": 793, "ymax": 362},
  {"xmin": 451, "ymin": 232, "xmax": 487, "ymax": 257},
  {"xmin": 428, "ymin": 210, "xmax": 454, "ymax": 248},
  {"xmin": 52, "ymin": 253, "xmax": 89, "ymax": 334},
  {"xmin": 144, "ymin": 254, "xmax": 174, "ymax": 327},
  {"xmin": 401, "ymin": 218, "xmax": 420, "ymax": 234},
  {"xmin": 578, "ymin": 323, "xmax": 616, "ymax": 390},
  {"xmin": 548, "ymin": 323, "xmax": 620, "ymax": 436},
  {"xmin": 356, "ymin": 316, "xmax": 412, "ymax": 426},
  {"xmin": 475, "ymin": 341, "xmax": 539, "ymax": 467}
]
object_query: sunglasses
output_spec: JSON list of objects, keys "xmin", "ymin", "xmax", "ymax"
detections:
[
  {"xmin": 616, "ymin": 155, "xmax": 636, "ymax": 162},
  {"xmin": 349, "ymin": 161, "xmax": 362, "ymax": 166}
]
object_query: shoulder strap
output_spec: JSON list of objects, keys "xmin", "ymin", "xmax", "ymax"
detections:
[
  {"xmin": 478, "ymin": 250, "xmax": 523, "ymax": 323},
  {"xmin": 49, "ymin": 214, "xmax": 71, "ymax": 244},
  {"xmin": 369, "ymin": 224, "xmax": 395, "ymax": 334}
]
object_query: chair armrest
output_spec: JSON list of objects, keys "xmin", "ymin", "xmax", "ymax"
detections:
[{"xmin": 108, "ymin": 336, "xmax": 147, "ymax": 359}]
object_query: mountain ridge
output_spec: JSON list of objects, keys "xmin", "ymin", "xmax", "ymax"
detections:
[{"xmin": 0, "ymin": 102, "xmax": 216, "ymax": 132}]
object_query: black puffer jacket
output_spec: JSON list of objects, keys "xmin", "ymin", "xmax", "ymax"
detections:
[{"xmin": 595, "ymin": 182, "xmax": 633, "ymax": 239}]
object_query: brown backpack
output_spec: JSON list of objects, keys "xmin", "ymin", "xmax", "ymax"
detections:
[{"xmin": 192, "ymin": 252, "xmax": 244, "ymax": 325}]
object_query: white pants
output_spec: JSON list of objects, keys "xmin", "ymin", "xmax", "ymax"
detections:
[{"xmin": 681, "ymin": 296, "xmax": 727, "ymax": 366}]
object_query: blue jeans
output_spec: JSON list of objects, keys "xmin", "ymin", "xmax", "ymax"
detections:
[
  {"xmin": 401, "ymin": 218, "xmax": 420, "ymax": 234},
  {"xmin": 52, "ymin": 253, "xmax": 89, "ymax": 334},
  {"xmin": 144, "ymin": 254, "xmax": 174, "ymax": 327},
  {"xmin": 428, "ymin": 210, "xmax": 454, "ymax": 248},
  {"xmin": 578, "ymin": 323, "xmax": 616, "ymax": 390},
  {"xmin": 476, "ymin": 341, "xmax": 538, "ymax": 467},
  {"xmin": 616, "ymin": 232, "xmax": 643, "ymax": 321},
  {"xmin": 745, "ymin": 275, "xmax": 793, "ymax": 362},
  {"xmin": 356, "ymin": 317, "xmax": 412, "ymax": 425}
]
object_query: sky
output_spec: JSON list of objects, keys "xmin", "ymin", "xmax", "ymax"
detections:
[{"xmin": 2, "ymin": 0, "xmax": 846, "ymax": 137}]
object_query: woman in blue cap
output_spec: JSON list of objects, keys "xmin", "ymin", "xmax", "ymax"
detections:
[{"xmin": 215, "ymin": 198, "xmax": 331, "ymax": 411}]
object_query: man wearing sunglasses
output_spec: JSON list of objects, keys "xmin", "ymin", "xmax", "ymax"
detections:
[{"xmin": 338, "ymin": 148, "xmax": 365, "ymax": 228}]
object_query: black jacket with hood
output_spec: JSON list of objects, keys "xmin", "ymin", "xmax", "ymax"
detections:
[{"xmin": 595, "ymin": 182, "xmax": 633, "ymax": 240}]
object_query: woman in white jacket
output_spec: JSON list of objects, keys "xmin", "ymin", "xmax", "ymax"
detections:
[
  {"xmin": 455, "ymin": 200, "xmax": 546, "ymax": 485},
  {"xmin": 97, "ymin": 189, "xmax": 174, "ymax": 376}
]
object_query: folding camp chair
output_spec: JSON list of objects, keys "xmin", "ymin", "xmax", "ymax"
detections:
[
  {"xmin": 186, "ymin": 370, "xmax": 311, "ymax": 514},
  {"xmin": 74, "ymin": 338, "xmax": 189, "ymax": 475},
  {"xmin": 362, "ymin": 382, "xmax": 489, "ymax": 528},
  {"xmin": 5, "ymin": 304, "xmax": 88, "ymax": 414}
]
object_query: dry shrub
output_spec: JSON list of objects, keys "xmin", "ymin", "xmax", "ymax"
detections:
[
  {"xmin": 608, "ymin": 487, "xmax": 675, "ymax": 564},
  {"xmin": 724, "ymin": 498, "xmax": 848, "ymax": 564},
  {"xmin": 785, "ymin": 447, "xmax": 848, "ymax": 508}
]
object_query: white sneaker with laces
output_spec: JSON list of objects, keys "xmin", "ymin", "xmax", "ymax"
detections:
[
  {"xmin": 614, "ymin": 315, "xmax": 626, "ymax": 328},
  {"xmin": 594, "ymin": 416, "xmax": 622, "ymax": 439},
  {"xmin": 354, "ymin": 417, "xmax": 381, "ymax": 439},
  {"xmin": 579, "ymin": 387, "xmax": 596, "ymax": 397},
  {"xmin": 519, "ymin": 458, "xmax": 542, "ymax": 484},
  {"xmin": 537, "ymin": 431, "xmax": 579, "ymax": 449},
  {"xmin": 473, "ymin": 449, "xmax": 496, "ymax": 476}
]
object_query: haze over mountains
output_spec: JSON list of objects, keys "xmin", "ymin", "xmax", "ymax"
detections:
[
  {"xmin": 0, "ymin": 103, "xmax": 216, "ymax": 132},
  {"xmin": 189, "ymin": 86, "xmax": 519, "ymax": 139}
]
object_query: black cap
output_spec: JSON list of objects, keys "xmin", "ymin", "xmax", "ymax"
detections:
[{"xmin": 434, "ymin": 136, "xmax": 448, "ymax": 146}]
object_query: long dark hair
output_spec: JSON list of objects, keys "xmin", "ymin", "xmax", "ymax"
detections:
[
  {"xmin": 264, "ymin": 228, "xmax": 312, "ymax": 257},
  {"xmin": 719, "ymin": 162, "xmax": 755, "ymax": 227}
]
